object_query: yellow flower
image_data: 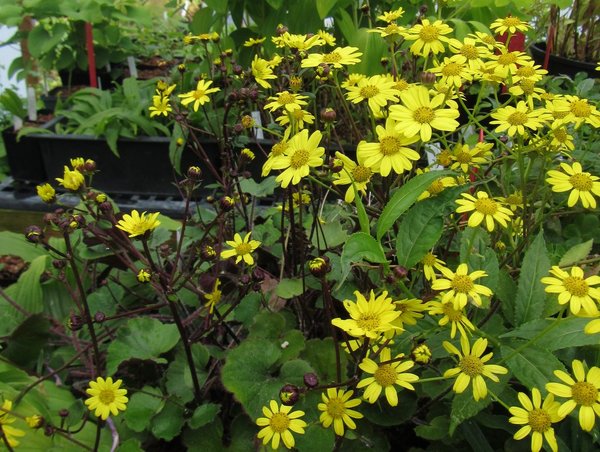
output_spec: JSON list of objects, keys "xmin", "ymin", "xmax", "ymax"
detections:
[
  {"xmin": 116, "ymin": 210, "xmax": 161, "ymax": 238},
  {"xmin": 84, "ymin": 376, "xmax": 128, "ymax": 420},
  {"xmin": 376, "ymin": 7, "xmax": 404, "ymax": 23},
  {"xmin": 220, "ymin": 232, "xmax": 261, "ymax": 265},
  {"xmin": 276, "ymin": 108, "xmax": 315, "ymax": 130},
  {"xmin": 262, "ymin": 131, "xmax": 290, "ymax": 177},
  {"xmin": 584, "ymin": 317, "xmax": 600, "ymax": 334},
  {"xmin": 137, "ymin": 269, "xmax": 151, "ymax": 283},
  {"xmin": 541, "ymin": 266, "xmax": 600, "ymax": 315},
  {"xmin": 36, "ymin": 183, "xmax": 56, "ymax": 203},
  {"xmin": 450, "ymin": 142, "xmax": 493, "ymax": 173},
  {"xmin": 443, "ymin": 336, "xmax": 507, "ymax": 401},
  {"xmin": 393, "ymin": 298, "xmax": 428, "ymax": 328},
  {"xmin": 455, "ymin": 191, "xmax": 514, "ymax": 231},
  {"xmin": 178, "ymin": 79, "xmax": 219, "ymax": 112},
  {"xmin": 490, "ymin": 16, "xmax": 530, "ymax": 35},
  {"xmin": 270, "ymin": 129, "xmax": 325, "ymax": 188},
  {"xmin": 265, "ymin": 91, "xmax": 309, "ymax": 113},
  {"xmin": 256, "ymin": 400, "xmax": 307, "ymax": 450},
  {"xmin": 421, "ymin": 251, "xmax": 446, "ymax": 281},
  {"xmin": 356, "ymin": 117, "xmax": 420, "ymax": 177},
  {"xmin": 357, "ymin": 348, "xmax": 418, "ymax": 406},
  {"xmin": 333, "ymin": 151, "xmax": 373, "ymax": 203},
  {"xmin": 428, "ymin": 299, "xmax": 475, "ymax": 340},
  {"xmin": 508, "ymin": 388, "xmax": 561, "ymax": 452},
  {"xmin": 512, "ymin": 60, "xmax": 548, "ymax": 83},
  {"xmin": 25, "ymin": 414, "xmax": 43, "ymax": 428},
  {"xmin": 417, "ymin": 170, "xmax": 458, "ymax": 201},
  {"xmin": 56, "ymin": 166, "xmax": 85, "ymax": 191},
  {"xmin": 317, "ymin": 388, "xmax": 363, "ymax": 437},
  {"xmin": 243, "ymin": 36, "xmax": 266, "ymax": 47},
  {"xmin": 369, "ymin": 22, "xmax": 406, "ymax": 39},
  {"xmin": 546, "ymin": 359, "xmax": 600, "ymax": 432},
  {"xmin": 548, "ymin": 125, "xmax": 575, "ymax": 151},
  {"xmin": 332, "ymin": 290, "xmax": 401, "ymax": 339},
  {"xmin": 301, "ymin": 46, "xmax": 362, "ymax": 68},
  {"xmin": 402, "ymin": 19, "xmax": 453, "ymax": 57},
  {"xmin": 251, "ymin": 55, "xmax": 277, "ymax": 89},
  {"xmin": 204, "ymin": 278, "xmax": 222, "ymax": 314},
  {"xmin": 546, "ymin": 162, "xmax": 600, "ymax": 209},
  {"xmin": 390, "ymin": 85, "xmax": 460, "ymax": 142},
  {"xmin": 490, "ymin": 101, "xmax": 550, "ymax": 137},
  {"xmin": 447, "ymin": 37, "xmax": 489, "ymax": 71},
  {"xmin": 501, "ymin": 191, "xmax": 524, "ymax": 212},
  {"xmin": 432, "ymin": 263, "xmax": 492, "ymax": 309},
  {"xmin": 0, "ymin": 400, "xmax": 25, "ymax": 448},
  {"xmin": 345, "ymin": 74, "xmax": 400, "ymax": 114},
  {"xmin": 485, "ymin": 47, "xmax": 531, "ymax": 78},
  {"xmin": 272, "ymin": 32, "xmax": 324, "ymax": 51},
  {"xmin": 149, "ymin": 95, "xmax": 172, "ymax": 117},
  {"xmin": 429, "ymin": 55, "xmax": 473, "ymax": 88},
  {"xmin": 552, "ymin": 95, "xmax": 600, "ymax": 128}
]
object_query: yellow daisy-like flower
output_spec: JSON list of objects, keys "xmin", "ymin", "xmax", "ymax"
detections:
[
  {"xmin": 84, "ymin": 376, "xmax": 128, "ymax": 420},
  {"xmin": 256, "ymin": 400, "xmax": 307, "ymax": 450},
  {"xmin": 340, "ymin": 73, "xmax": 366, "ymax": 89},
  {"xmin": 332, "ymin": 290, "xmax": 401, "ymax": 339},
  {"xmin": 584, "ymin": 317, "xmax": 600, "ymax": 334},
  {"xmin": 546, "ymin": 359, "xmax": 600, "ymax": 432},
  {"xmin": 0, "ymin": 400, "xmax": 25, "ymax": 448},
  {"xmin": 265, "ymin": 91, "xmax": 309, "ymax": 113},
  {"xmin": 333, "ymin": 151, "xmax": 373, "ymax": 203},
  {"xmin": 455, "ymin": 191, "xmax": 514, "ymax": 232},
  {"xmin": 262, "ymin": 130, "xmax": 290, "ymax": 177},
  {"xmin": 317, "ymin": 388, "xmax": 363, "ymax": 437},
  {"xmin": 402, "ymin": 19, "xmax": 453, "ymax": 57},
  {"xmin": 550, "ymin": 95, "xmax": 600, "ymax": 128},
  {"xmin": 450, "ymin": 142, "xmax": 493, "ymax": 173},
  {"xmin": 432, "ymin": 263, "xmax": 492, "ymax": 309},
  {"xmin": 490, "ymin": 101, "xmax": 550, "ymax": 137},
  {"xmin": 272, "ymin": 32, "xmax": 324, "ymax": 51},
  {"xmin": 316, "ymin": 30, "xmax": 336, "ymax": 46},
  {"xmin": 137, "ymin": 269, "xmax": 151, "ymax": 283},
  {"xmin": 251, "ymin": 55, "xmax": 277, "ymax": 89},
  {"xmin": 178, "ymin": 79, "xmax": 220, "ymax": 112},
  {"xmin": 116, "ymin": 210, "xmax": 161, "ymax": 238},
  {"xmin": 377, "ymin": 7, "xmax": 404, "ymax": 23},
  {"xmin": 541, "ymin": 266, "xmax": 600, "ymax": 315},
  {"xmin": 243, "ymin": 36, "xmax": 266, "ymax": 47},
  {"xmin": 501, "ymin": 191, "xmax": 524, "ymax": 212},
  {"xmin": 429, "ymin": 55, "xmax": 473, "ymax": 88},
  {"xmin": 443, "ymin": 336, "xmax": 507, "ymax": 401},
  {"xmin": 428, "ymin": 299, "xmax": 475, "ymax": 340},
  {"xmin": 270, "ymin": 129, "xmax": 325, "ymax": 188},
  {"xmin": 546, "ymin": 162, "xmax": 600, "ymax": 209},
  {"xmin": 508, "ymin": 388, "xmax": 562, "ymax": 452},
  {"xmin": 548, "ymin": 126, "xmax": 575, "ymax": 151},
  {"xmin": 36, "ymin": 183, "xmax": 56, "ymax": 203},
  {"xmin": 276, "ymin": 108, "xmax": 315, "ymax": 131},
  {"xmin": 390, "ymin": 85, "xmax": 460, "ymax": 142},
  {"xmin": 357, "ymin": 348, "xmax": 418, "ymax": 406},
  {"xmin": 490, "ymin": 16, "xmax": 530, "ymax": 35},
  {"xmin": 356, "ymin": 117, "xmax": 420, "ymax": 177},
  {"xmin": 420, "ymin": 251, "xmax": 446, "ymax": 281},
  {"xmin": 204, "ymin": 278, "xmax": 222, "ymax": 314},
  {"xmin": 485, "ymin": 47, "xmax": 531, "ymax": 78},
  {"xmin": 417, "ymin": 170, "xmax": 458, "ymax": 201},
  {"xmin": 393, "ymin": 298, "xmax": 428, "ymax": 328},
  {"xmin": 301, "ymin": 46, "xmax": 362, "ymax": 68},
  {"xmin": 149, "ymin": 95, "xmax": 172, "ymax": 117},
  {"xmin": 220, "ymin": 232, "xmax": 261, "ymax": 265},
  {"xmin": 56, "ymin": 165, "xmax": 85, "ymax": 191},
  {"xmin": 369, "ymin": 22, "xmax": 406, "ymax": 39},
  {"xmin": 345, "ymin": 74, "xmax": 400, "ymax": 114},
  {"xmin": 447, "ymin": 37, "xmax": 489, "ymax": 71},
  {"xmin": 512, "ymin": 60, "xmax": 548, "ymax": 83}
]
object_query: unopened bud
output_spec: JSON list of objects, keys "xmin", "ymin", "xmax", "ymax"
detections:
[
  {"xmin": 411, "ymin": 343, "xmax": 432, "ymax": 365},
  {"xmin": 68, "ymin": 314, "xmax": 84, "ymax": 331},
  {"xmin": 94, "ymin": 312, "xmax": 106, "ymax": 323},
  {"xmin": 25, "ymin": 225, "xmax": 43, "ymax": 243},
  {"xmin": 309, "ymin": 256, "xmax": 331, "ymax": 277},
  {"xmin": 279, "ymin": 384, "xmax": 300, "ymax": 406},
  {"xmin": 419, "ymin": 71, "xmax": 436, "ymax": 84},
  {"xmin": 303, "ymin": 372, "xmax": 319, "ymax": 388},
  {"xmin": 220, "ymin": 196, "xmax": 235, "ymax": 211},
  {"xmin": 393, "ymin": 266, "xmax": 408, "ymax": 279},
  {"xmin": 187, "ymin": 166, "xmax": 202, "ymax": 180},
  {"xmin": 320, "ymin": 107, "xmax": 337, "ymax": 123}
]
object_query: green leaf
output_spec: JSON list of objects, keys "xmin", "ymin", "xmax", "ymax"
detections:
[
  {"xmin": 165, "ymin": 344, "xmax": 209, "ymax": 403},
  {"xmin": 276, "ymin": 278, "xmax": 304, "ymax": 299},
  {"xmin": 124, "ymin": 386, "xmax": 164, "ymax": 432},
  {"xmin": 1, "ymin": 314, "xmax": 50, "ymax": 367},
  {"xmin": 449, "ymin": 386, "xmax": 493, "ymax": 435},
  {"xmin": 301, "ymin": 338, "xmax": 347, "ymax": 383},
  {"xmin": 5, "ymin": 254, "xmax": 47, "ymax": 314},
  {"xmin": 106, "ymin": 317, "xmax": 180, "ymax": 374},
  {"xmin": 204, "ymin": 0, "xmax": 228, "ymax": 13},
  {"xmin": 501, "ymin": 344, "xmax": 566, "ymax": 390},
  {"xmin": 496, "ymin": 270, "xmax": 517, "ymax": 325},
  {"xmin": 460, "ymin": 420, "xmax": 494, "ymax": 452},
  {"xmin": 558, "ymin": 239, "xmax": 593, "ymax": 267},
  {"xmin": 339, "ymin": 232, "xmax": 388, "ymax": 287},
  {"xmin": 0, "ymin": 231, "xmax": 47, "ymax": 262},
  {"xmin": 239, "ymin": 176, "xmax": 277, "ymax": 197},
  {"xmin": 189, "ymin": 403, "xmax": 221, "ymax": 429},
  {"xmin": 499, "ymin": 317, "xmax": 599, "ymax": 351},
  {"xmin": 151, "ymin": 399, "xmax": 185, "ymax": 441},
  {"xmin": 376, "ymin": 171, "xmax": 451, "ymax": 241},
  {"xmin": 459, "ymin": 228, "xmax": 499, "ymax": 292},
  {"xmin": 362, "ymin": 392, "xmax": 417, "ymax": 426},
  {"xmin": 514, "ymin": 232, "xmax": 551, "ymax": 325},
  {"xmin": 415, "ymin": 416, "xmax": 450, "ymax": 440},
  {"xmin": 316, "ymin": 0, "xmax": 338, "ymax": 19}
]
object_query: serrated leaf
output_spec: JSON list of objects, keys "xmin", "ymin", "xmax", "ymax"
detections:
[
  {"xmin": 339, "ymin": 232, "xmax": 388, "ymax": 288},
  {"xmin": 499, "ymin": 317, "xmax": 599, "ymax": 350},
  {"xmin": 377, "ymin": 171, "xmax": 451, "ymax": 241},
  {"xmin": 501, "ymin": 344, "xmax": 566, "ymax": 390},
  {"xmin": 106, "ymin": 317, "xmax": 180, "ymax": 374},
  {"xmin": 496, "ymin": 269, "xmax": 517, "ymax": 325},
  {"xmin": 514, "ymin": 232, "xmax": 551, "ymax": 325},
  {"xmin": 124, "ymin": 386, "xmax": 164, "ymax": 432},
  {"xmin": 189, "ymin": 403, "xmax": 221, "ymax": 429},
  {"xmin": 558, "ymin": 239, "xmax": 593, "ymax": 267}
]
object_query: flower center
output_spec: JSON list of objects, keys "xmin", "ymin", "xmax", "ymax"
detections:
[
  {"xmin": 235, "ymin": 242, "xmax": 252, "ymax": 255},
  {"xmin": 278, "ymin": 92, "xmax": 296, "ymax": 104},
  {"xmin": 459, "ymin": 355, "xmax": 484, "ymax": 376},
  {"xmin": 460, "ymin": 44, "xmax": 479, "ymax": 59},
  {"xmin": 552, "ymin": 128, "xmax": 567, "ymax": 142},
  {"xmin": 359, "ymin": 85, "xmax": 379, "ymax": 99},
  {"xmin": 322, "ymin": 52, "xmax": 343, "ymax": 63},
  {"xmin": 380, "ymin": 136, "xmax": 401, "ymax": 155},
  {"xmin": 571, "ymin": 381, "xmax": 598, "ymax": 406},
  {"xmin": 505, "ymin": 193, "xmax": 522, "ymax": 205},
  {"xmin": 455, "ymin": 151, "xmax": 472, "ymax": 164},
  {"xmin": 384, "ymin": 24, "xmax": 402, "ymax": 35},
  {"xmin": 516, "ymin": 66, "xmax": 536, "ymax": 77},
  {"xmin": 502, "ymin": 17, "xmax": 522, "ymax": 27},
  {"xmin": 451, "ymin": 275, "xmax": 474, "ymax": 294},
  {"xmin": 292, "ymin": 110, "xmax": 306, "ymax": 120},
  {"xmin": 290, "ymin": 149, "xmax": 310, "ymax": 168},
  {"xmin": 395, "ymin": 79, "xmax": 409, "ymax": 91},
  {"xmin": 428, "ymin": 179, "xmax": 445, "ymax": 194},
  {"xmin": 481, "ymin": 35, "xmax": 497, "ymax": 46},
  {"xmin": 272, "ymin": 142, "xmax": 288, "ymax": 156},
  {"xmin": 419, "ymin": 24, "xmax": 439, "ymax": 42},
  {"xmin": 570, "ymin": 100, "xmax": 591, "ymax": 117},
  {"xmin": 374, "ymin": 364, "xmax": 397, "ymax": 387},
  {"xmin": 98, "ymin": 389, "xmax": 116, "ymax": 405},
  {"xmin": 352, "ymin": 165, "xmax": 372, "ymax": 182},
  {"xmin": 562, "ymin": 276, "xmax": 589, "ymax": 297},
  {"xmin": 442, "ymin": 62, "xmax": 462, "ymax": 76},
  {"xmin": 357, "ymin": 313, "xmax": 380, "ymax": 332},
  {"xmin": 519, "ymin": 80, "xmax": 535, "ymax": 94},
  {"xmin": 528, "ymin": 408, "xmax": 552, "ymax": 433},
  {"xmin": 270, "ymin": 412, "xmax": 291, "ymax": 433},
  {"xmin": 497, "ymin": 52, "xmax": 517, "ymax": 66},
  {"xmin": 326, "ymin": 397, "xmax": 346, "ymax": 418},
  {"xmin": 442, "ymin": 302, "xmax": 463, "ymax": 321},
  {"xmin": 474, "ymin": 198, "xmax": 498, "ymax": 215},
  {"xmin": 569, "ymin": 173, "xmax": 593, "ymax": 192},
  {"xmin": 436, "ymin": 150, "xmax": 452, "ymax": 166},
  {"xmin": 413, "ymin": 106, "xmax": 435, "ymax": 124},
  {"xmin": 421, "ymin": 252, "xmax": 437, "ymax": 266},
  {"xmin": 507, "ymin": 111, "xmax": 528, "ymax": 126}
]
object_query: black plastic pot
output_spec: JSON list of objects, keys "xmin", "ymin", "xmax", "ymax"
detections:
[{"xmin": 529, "ymin": 42, "xmax": 598, "ymax": 79}]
